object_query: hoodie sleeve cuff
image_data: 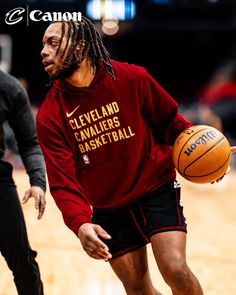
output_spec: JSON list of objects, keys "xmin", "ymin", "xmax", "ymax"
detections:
[{"xmin": 69, "ymin": 214, "xmax": 92, "ymax": 236}]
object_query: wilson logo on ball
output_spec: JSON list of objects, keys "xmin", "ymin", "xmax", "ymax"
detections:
[{"xmin": 184, "ymin": 130, "xmax": 217, "ymax": 156}]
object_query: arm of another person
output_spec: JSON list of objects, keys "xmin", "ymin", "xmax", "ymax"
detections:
[
  {"xmin": 36, "ymin": 117, "xmax": 111, "ymax": 260},
  {"xmin": 8, "ymin": 81, "xmax": 46, "ymax": 219}
]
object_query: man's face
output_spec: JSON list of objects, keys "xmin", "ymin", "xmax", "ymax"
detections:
[{"xmin": 41, "ymin": 22, "xmax": 76, "ymax": 79}]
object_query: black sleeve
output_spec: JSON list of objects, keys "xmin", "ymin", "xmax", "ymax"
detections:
[{"xmin": 8, "ymin": 81, "xmax": 46, "ymax": 192}]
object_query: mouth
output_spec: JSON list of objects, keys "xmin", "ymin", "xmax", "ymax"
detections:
[{"xmin": 42, "ymin": 60, "xmax": 54, "ymax": 72}]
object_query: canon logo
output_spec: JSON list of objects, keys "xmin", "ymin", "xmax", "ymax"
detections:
[{"xmin": 5, "ymin": 6, "xmax": 82, "ymax": 26}]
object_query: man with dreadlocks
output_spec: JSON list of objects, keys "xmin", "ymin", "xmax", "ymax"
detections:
[{"xmin": 37, "ymin": 16, "xmax": 235, "ymax": 295}]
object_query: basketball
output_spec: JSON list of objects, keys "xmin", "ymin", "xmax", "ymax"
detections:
[{"xmin": 172, "ymin": 125, "xmax": 231, "ymax": 183}]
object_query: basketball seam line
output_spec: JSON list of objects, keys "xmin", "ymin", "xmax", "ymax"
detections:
[{"xmin": 177, "ymin": 127, "xmax": 208, "ymax": 171}]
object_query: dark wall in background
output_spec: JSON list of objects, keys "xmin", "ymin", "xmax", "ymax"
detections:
[{"xmin": 0, "ymin": 1, "xmax": 236, "ymax": 105}]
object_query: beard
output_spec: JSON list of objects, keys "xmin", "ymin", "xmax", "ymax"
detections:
[
  {"xmin": 50, "ymin": 53, "xmax": 81, "ymax": 80},
  {"xmin": 55, "ymin": 61, "xmax": 79, "ymax": 79}
]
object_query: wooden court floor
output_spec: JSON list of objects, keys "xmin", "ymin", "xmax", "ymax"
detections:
[{"xmin": 0, "ymin": 169, "xmax": 236, "ymax": 295}]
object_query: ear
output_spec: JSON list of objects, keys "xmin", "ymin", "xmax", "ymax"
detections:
[{"xmin": 76, "ymin": 40, "xmax": 85, "ymax": 52}]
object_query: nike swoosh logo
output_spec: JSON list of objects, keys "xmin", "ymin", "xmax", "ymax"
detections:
[{"xmin": 66, "ymin": 105, "xmax": 80, "ymax": 118}]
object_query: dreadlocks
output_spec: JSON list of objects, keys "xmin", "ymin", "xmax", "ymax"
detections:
[{"xmin": 52, "ymin": 16, "xmax": 115, "ymax": 80}]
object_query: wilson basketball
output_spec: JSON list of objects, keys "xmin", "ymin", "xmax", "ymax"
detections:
[{"xmin": 172, "ymin": 125, "xmax": 231, "ymax": 183}]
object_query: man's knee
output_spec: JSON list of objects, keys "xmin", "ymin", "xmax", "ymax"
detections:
[
  {"xmin": 161, "ymin": 258, "xmax": 191, "ymax": 287},
  {"xmin": 123, "ymin": 271, "xmax": 152, "ymax": 294}
]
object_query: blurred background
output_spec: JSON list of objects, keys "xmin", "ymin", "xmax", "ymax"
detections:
[
  {"xmin": 0, "ymin": 1, "xmax": 236, "ymax": 294},
  {"xmin": 0, "ymin": 0, "xmax": 236, "ymax": 103}
]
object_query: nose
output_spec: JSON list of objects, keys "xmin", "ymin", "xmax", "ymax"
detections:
[{"xmin": 41, "ymin": 44, "xmax": 48, "ymax": 58}]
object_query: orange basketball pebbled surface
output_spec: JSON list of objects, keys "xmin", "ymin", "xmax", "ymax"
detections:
[{"xmin": 172, "ymin": 125, "xmax": 231, "ymax": 183}]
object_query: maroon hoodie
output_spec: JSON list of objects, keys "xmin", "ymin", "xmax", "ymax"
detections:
[{"xmin": 36, "ymin": 60, "xmax": 191, "ymax": 235}]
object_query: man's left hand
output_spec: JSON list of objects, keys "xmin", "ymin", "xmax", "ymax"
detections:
[
  {"xmin": 22, "ymin": 186, "xmax": 46, "ymax": 219},
  {"xmin": 212, "ymin": 146, "xmax": 236, "ymax": 183}
]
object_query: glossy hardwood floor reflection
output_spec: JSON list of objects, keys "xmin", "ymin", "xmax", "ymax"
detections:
[{"xmin": 0, "ymin": 170, "xmax": 236, "ymax": 295}]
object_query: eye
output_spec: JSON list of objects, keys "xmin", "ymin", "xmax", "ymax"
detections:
[{"xmin": 50, "ymin": 40, "xmax": 60, "ymax": 48}]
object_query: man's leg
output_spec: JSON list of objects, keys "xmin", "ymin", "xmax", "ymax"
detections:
[
  {"xmin": 151, "ymin": 231, "xmax": 204, "ymax": 295},
  {"xmin": 109, "ymin": 246, "xmax": 162, "ymax": 295},
  {"xmin": 0, "ymin": 184, "xmax": 44, "ymax": 295}
]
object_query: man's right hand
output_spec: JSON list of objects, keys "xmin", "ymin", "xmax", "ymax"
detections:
[{"xmin": 78, "ymin": 223, "xmax": 112, "ymax": 261}]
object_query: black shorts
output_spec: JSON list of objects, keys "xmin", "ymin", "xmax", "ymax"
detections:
[{"xmin": 92, "ymin": 181, "xmax": 187, "ymax": 259}]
